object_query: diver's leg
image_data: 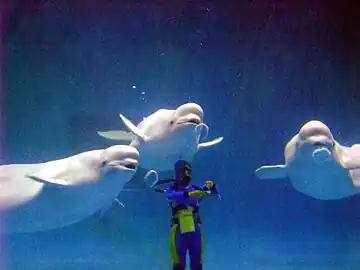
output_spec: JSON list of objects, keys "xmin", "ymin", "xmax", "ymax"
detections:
[
  {"xmin": 189, "ymin": 224, "xmax": 204, "ymax": 270},
  {"xmin": 170, "ymin": 224, "xmax": 186, "ymax": 270}
]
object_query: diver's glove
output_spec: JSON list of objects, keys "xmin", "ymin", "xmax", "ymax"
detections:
[
  {"xmin": 185, "ymin": 190, "xmax": 207, "ymax": 198},
  {"xmin": 203, "ymin": 180, "xmax": 214, "ymax": 191},
  {"xmin": 202, "ymin": 180, "xmax": 221, "ymax": 199},
  {"xmin": 202, "ymin": 180, "xmax": 217, "ymax": 194}
]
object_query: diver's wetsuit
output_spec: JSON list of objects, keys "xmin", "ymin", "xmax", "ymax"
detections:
[
  {"xmin": 165, "ymin": 182, "xmax": 204, "ymax": 270},
  {"xmin": 162, "ymin": 160, "xmax": 207, "ymax": 270}
]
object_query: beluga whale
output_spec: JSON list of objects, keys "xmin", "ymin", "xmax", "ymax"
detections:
[
  {"xmin": 0, "ymin": 145, "xmax": 139, "ymax": 234},
  {"xmin": 97, "ymin": 103, "xmax": 223, "ymax": 172},
  {"xmin": 254, "ymin": 120, "xmax": 360, "ymax": 200}
]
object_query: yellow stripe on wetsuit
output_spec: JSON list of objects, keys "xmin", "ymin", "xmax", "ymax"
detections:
[{"xmin": 169, "ymin": 209, "xmax": 205, "ymax": 265}]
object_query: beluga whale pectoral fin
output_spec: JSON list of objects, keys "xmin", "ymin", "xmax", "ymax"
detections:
[
  {"xmin": 26, "ymin": 174, "xmax": 70, "ymax": 186},
  {"xmin": 337, "ymin": 144, "xmax": 360, "ymax": 188},
  {"xmin": 114, "ymin": 198, "xmax": 125, "ymax": 208},
  {"xmin": 198, "ymin": 137, "xmax": 224, "ymax": 149},
  {"xmin": 338, "ymin": 144, "xmax": 360, "ymax": 170},
  {"xmin": 23, "ymin": 150, "xmax": 109, "ymax": 187},
  {"xmin": 97, "ymin": 130, "xmax": 136, "ymax": 142},
  {"xmin": 255, "ymin": 165, "xmax": 288, "ymax": 179},
  {"xmin": 348, "ymin": 168, "xmax": 360, "ymax": 188},
  {"xmin": 25, "ymin": 161, "xmax": 98, "ymax": 187},
  {"xmin": 119, "ymin": 114, "xmax": 149, "ymax": 141}
]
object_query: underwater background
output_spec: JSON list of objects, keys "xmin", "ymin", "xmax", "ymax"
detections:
[{"xmin": 1, "ymin": 1, "xmax": 360, "ymax": 269}]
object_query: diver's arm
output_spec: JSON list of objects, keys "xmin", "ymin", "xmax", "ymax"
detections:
[{"xmin": 164, "ymin": 187, "xmax": 189, "ymax": 201}]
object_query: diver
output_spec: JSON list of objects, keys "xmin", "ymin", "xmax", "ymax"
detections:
[{"xmin": 151, "ymin": 160, "xmax": 220, "ymax": 270}]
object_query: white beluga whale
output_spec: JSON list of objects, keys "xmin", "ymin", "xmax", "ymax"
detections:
[
  {"xmin": 254, "ymin": 120, "xmax": 360, "ymax": 200},
  {"xmin": 97, "ymin": 103, "xmax": 223, "ymax": 172},
  {"xmin": 0, "ymin": 145, "xmax": 139, "ymax": 234}
]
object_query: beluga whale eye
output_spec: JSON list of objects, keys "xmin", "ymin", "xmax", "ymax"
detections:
[{"xmin": 101, "ymin": 160, "xmax": 107, "ymax": 167}]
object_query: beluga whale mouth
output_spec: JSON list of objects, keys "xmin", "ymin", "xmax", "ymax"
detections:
[
  {"xmin": 124, "ymin": 163, "xmax": 137, "ymax": 170},
  {"xmin": 102, "ymin": 145, "xmax": 139, "ymax": 172},
  {"xmin": 175, "ymin": 115, "xmax": 202, "ymax": 126},
  {"xmin": 313, "ymin": 142, "xmax": 327, "ymax": 147},
  {"xmin": 176, "ymin": 118, "xmax": 201, "ymax": 125},
  {"xmin": 189, "ymin": 118, "xmax": 201, "ymax": 125},
  {"xmin": 106, "ymin": 159, "xmax": 138, "ymax": 172}
]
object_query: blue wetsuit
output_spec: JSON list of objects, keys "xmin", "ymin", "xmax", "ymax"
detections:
[
  {"xmin": 165, "ymin": 182, "xmax": 204, "ymax": 270},
  {"xmin": 157, "ymin": 160, "xmax": 219, "ymax": 270}
]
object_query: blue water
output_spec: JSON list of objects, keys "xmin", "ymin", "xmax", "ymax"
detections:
[{"xmin": 2, "ymin": 1, "xmax": 360, "ymax": 269}]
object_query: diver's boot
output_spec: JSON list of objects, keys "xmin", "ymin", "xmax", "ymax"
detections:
[
  {"xmin": 191, "ymin": 264, "xmax": 203, "ymax": 270},
  {"xmin": 173, "ymin": 264, "xmax": 186, "ymax": 270}
]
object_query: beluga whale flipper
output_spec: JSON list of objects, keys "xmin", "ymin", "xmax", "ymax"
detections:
[
  {"xmin": 97, "ymin": 103, "xmax": 223, "ymax": 172},
  {"xmin": 0, "ymin": 145, "xmax": 139, "ymax": 234},
  {"xmin": 254, "ymin": 120, "xmax": 360, "ymax": 200}
]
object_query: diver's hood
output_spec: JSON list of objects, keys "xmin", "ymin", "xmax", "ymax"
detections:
[{"xmin": 174, "ymin": 160, "xmax": 191, "ymax": 180}]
